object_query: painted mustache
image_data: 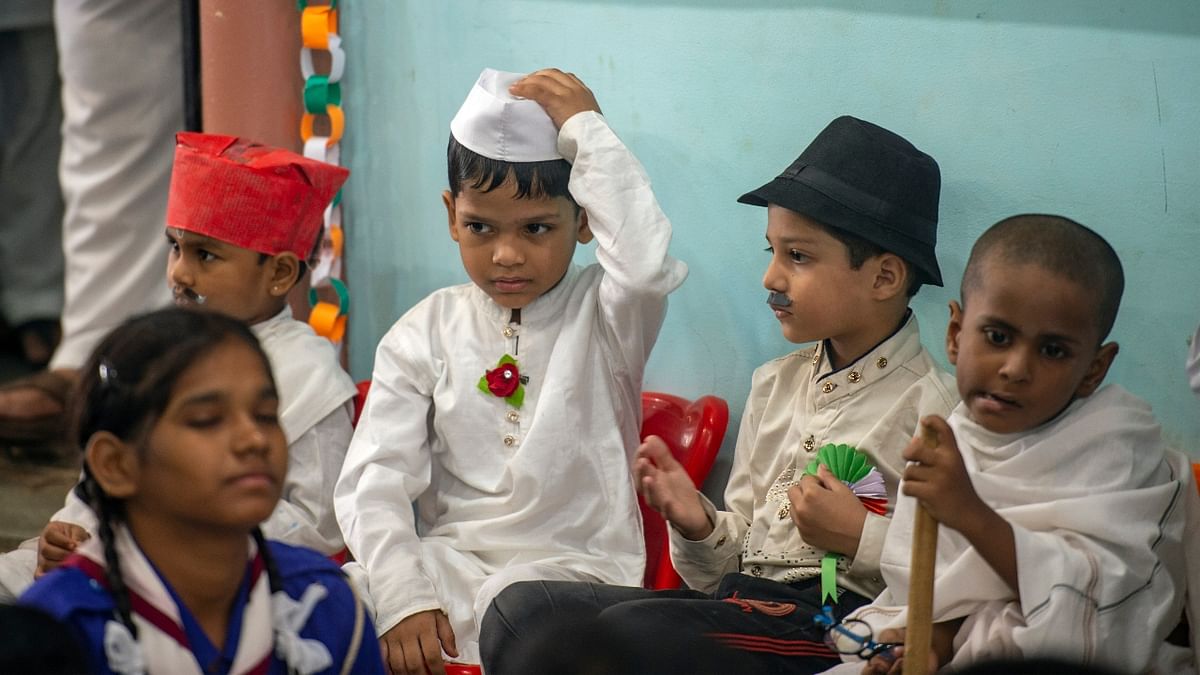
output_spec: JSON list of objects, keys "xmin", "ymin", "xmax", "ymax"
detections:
[
  {"xmin": 767, "ymin": 291, "xmax": 792, "ymax": 307},
  {"xmin": 173, "ymin": 286, "xmax": 208, "ymax": 305}
]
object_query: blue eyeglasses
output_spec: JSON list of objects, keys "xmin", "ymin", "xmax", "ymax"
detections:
[{"xmin": 814, "ymin": 605, "xmax": 900, "ymax": 662}]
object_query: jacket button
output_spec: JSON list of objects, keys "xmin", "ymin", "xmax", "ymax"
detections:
[
  {"xmin": 503, "ymin": 326, "xmax": 517, "ymax": 338},
  {"xmin": 848, "ymin": 370, "xmax": 861, "ymax": 383},
  {"xmin": 750, "ymin": 565, "xmax": 763, "ymax": 577},
  {"xmin": 506, "ymin": 411, "xmax": 520, "ymax": 423},
  {"xmin": 876, "ymin": 357, "xmax": 888, "ymax": 369},
  {"xmin": 503, "ymin": 434, "xmax": 517, "ymax": 446},
  {"xmin": 804, "ymin": 436, "xmax": 815, "ymax": 451},
  {"xmin": 821, "ymin": 382, "xmax": 836, "ymax": 394},
  {"xmin": 715, "ymin": 536, "xmax": 727, "ymax": 547}
]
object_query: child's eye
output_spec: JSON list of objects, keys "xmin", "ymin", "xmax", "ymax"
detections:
[
  {"xmin": 186, "ymin": 416, "xmax": 220, "ymax": 429},
  {"xmin": 524, "ymin": 223, "xmax": 552, "ymax": 235},
  {"xmin": 763, "ymin": 246, "xmax": 774, "ymax": 254},
  {"xmin": 788, "ymin": 250, "xmax": 809, "ymax": 263},
  {"xmin": 983, "ymin": 328, "xmax": 1010, "ymax": 346},
  {"xmin": 197, "ymin": 249, "xmax": 217, "ymax": 262},
  {"xmin": 1041, "ymin": 343, "xmax": 1068, "ymax": 359},
  {"xmin": 256, "ymin": 412, "xmax": 280, "ymax": 426},
  {"xmin": 464, "ymin": 222, "xmax": 491, "ymax": 235}
]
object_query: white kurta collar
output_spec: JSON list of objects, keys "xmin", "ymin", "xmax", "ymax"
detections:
[{"xmin": 467, "ymin": 264, "xmax": 581, "ymax": 325}]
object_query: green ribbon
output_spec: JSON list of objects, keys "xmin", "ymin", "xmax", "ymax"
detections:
[
  {"xmin": 304, "ymin": 75, "xmax": 342, "ymax": 113},
  {"xmin": 820, "ymin": 554, "xmax": 840, "ymax": 604},
  {"xmin": 297, "ymin": 0, "xmax": 338, "ymax": 10},
  {"xmin": 308, "ymin": 277, "xmax": 349, "ymax": 315}
]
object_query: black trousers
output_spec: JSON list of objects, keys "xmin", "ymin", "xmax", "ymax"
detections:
[{"xmin": 480, "ymin": 573, "xmax": 870, "ymax": 674}]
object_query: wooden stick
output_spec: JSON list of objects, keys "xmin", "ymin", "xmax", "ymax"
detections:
[{"xmin": 903, "ymin": 424, "xmax": 940, "ymax": 675}]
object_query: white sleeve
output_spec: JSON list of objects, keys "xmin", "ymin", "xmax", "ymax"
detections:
[
  {"xmin": 334, "ymin": 327, "xmax": 442, "ymax": 635},
  {"xmin": 261, "ymin": 402, "xmax": 352, "ymax": 554},
  {"xmin": 557, "ymin": 111, "xmax": 688, "ymax": 372}
]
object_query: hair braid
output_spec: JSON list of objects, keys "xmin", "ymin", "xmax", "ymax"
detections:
[
  {"xmin": 251, "ymin": 528, "xmax": 283, "ymax": 596},
  {"xmin": 85, "ymin": 475, "xmax": 137, "ymax": 638}
]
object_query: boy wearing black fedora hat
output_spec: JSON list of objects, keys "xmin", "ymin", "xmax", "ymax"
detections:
[{"xmin": 480, "ymin": 116, "xmax": 958, "ymax": 674}]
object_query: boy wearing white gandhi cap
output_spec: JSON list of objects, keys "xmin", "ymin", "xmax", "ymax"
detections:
[{"xmin": 334, "ymin": 68, "xmax": 687, "ymax": 673}]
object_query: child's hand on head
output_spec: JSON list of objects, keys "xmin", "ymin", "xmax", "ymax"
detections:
[
  {"xmin": 634, "ymin": 436, "xmax": 712, "ymax": 540},
  {"xmin": 901, "ymin": 416, "xmax": 985, "ymax": 532},
  {"xmin": 787, "ymin": 463, "xmax": 867, "ymax": 556},
  {"xmin": 509, "ymin": 68, "xmax": 601, "ymax": 130},
  {"xmin": 380, "ymin": 609, "xmax": 457, "ymax": 675},
  {"xmin": 35, "ymin": 521, "xmax": 90, "ymax": 577}
]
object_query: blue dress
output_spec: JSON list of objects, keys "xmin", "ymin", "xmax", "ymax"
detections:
[{"xmin": 20, "ymin": 540, "xmax": 384, "ymax": 675}]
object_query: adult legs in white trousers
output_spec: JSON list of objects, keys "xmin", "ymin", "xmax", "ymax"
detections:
[
  {"xmin": 0, "ymin": 0, "xmax": 180, "ymax": 437},
  {"xmin": 50, "ymin": 0, "xmax": 180, "ymax": 370}
]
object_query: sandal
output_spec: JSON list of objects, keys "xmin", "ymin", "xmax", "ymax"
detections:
[
  {"xmin": 0, "ymin": 369, "xmax": 75, "ymax": 445},
  {"xmin": 13, "ymin": 319, "xmax": 61, "ymax": 368}
]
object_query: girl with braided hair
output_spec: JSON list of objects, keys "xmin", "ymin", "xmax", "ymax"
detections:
[{"xmin": 18, "ymin": 308, "xmax": 384, "ymax": 675}]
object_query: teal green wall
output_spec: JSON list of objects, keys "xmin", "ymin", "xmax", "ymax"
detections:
[{"xmin": 341, "ymin": 2, "xmax": 1200, "ymax": 476}]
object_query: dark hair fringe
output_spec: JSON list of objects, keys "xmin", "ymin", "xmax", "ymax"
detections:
[{"xmin": 446, "ymin": 134, "xmax": 576, "ymax": 206}]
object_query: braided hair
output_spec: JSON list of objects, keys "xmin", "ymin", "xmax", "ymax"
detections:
[{"xmin": 71, "ymin": 308, "xmax": 279, "ymax": 640}]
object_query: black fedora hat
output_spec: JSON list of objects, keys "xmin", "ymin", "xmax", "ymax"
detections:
[{"xmin": 738, "ymin": 116, "xmax": 943, "ymax": 287}]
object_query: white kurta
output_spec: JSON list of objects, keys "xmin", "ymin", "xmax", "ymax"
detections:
[
  {"xmin": 669, "ymin": 315, "xmax": 957, "ymax": 598},
  {"xmin": 825, "ymin": 385, "xmax": 1192, "ymax": 674},
  {"xmin": 334, "ymin": 111, "xmax": 687, "ymax": 661},
  {"xmin": 0, "ymin": 309, "xmax": 356, "ymax": 602}
]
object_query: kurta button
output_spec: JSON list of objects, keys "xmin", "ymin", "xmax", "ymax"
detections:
[
  {"xmin": 803, "ymin": 436, "xmax": 815, "ymax": 451},
  {"xmin": 503, "ymin": 434, "xmax": 517, "ymax": 446},
  {"xmin": 750, "ymin": 565, "xmax": 763, "ymax": 577},
  {"xmin": 715, "ymin": 536, "xmax": 727, "ymax": 547},
  {"xmin": 847, "ymin": 371, "xmax": 861, "ymax": 383},
  {"xmin": 876, "ymin": 357, "xmax": 888, "ymax": 369},
  {"xmin": 821, "ymin": 381, "xmax": 836, "ymax": 393},
  {"xmin": 502, "ymin": 326, "xmax": 517, "ymax": 338},
  {"xmin": 506, "ymin": 411, "xmax": 520, "ymax": 423}
]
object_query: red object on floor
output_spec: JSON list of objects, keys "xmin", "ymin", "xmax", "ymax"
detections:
[{"xmin": 638, "ymin": 391, "xmax": 730, "ymax": 590}]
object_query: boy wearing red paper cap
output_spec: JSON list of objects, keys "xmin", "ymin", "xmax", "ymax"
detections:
[
  {"xmin": 0, "ymin": 133, "xmax": 357, "ymax": 601},
  {"xmin": 334, "ymin": 68, "xmax": 687, "ymax": 672}
]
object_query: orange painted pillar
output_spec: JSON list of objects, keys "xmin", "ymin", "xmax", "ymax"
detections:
[{"xmin": 198, "ymin": 0, "xmax": 301, "ymax": 150}]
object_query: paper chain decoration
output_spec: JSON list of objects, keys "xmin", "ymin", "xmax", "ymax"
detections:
[
  {"xmin": 803, "ymin": 443, "xmax": 887, "ymax": 603},
  {"xmin": 301, "ymin": 0, "xmax": 349, "ymax": 343}
]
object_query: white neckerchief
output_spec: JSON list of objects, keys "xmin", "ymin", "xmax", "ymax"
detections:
[{"xmin": 73, "ymin": 527, "xmax": 332, "ymax": 675}]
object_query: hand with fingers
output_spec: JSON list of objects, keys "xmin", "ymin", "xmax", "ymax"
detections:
[
  {"xmin": 634, "ymin": 435, "xmax": 712, "ymax": 540},
  {"xmin": 36, "ymin": 521, "xmax": 90, "ymax": 577},
  {"xmin": 786, "ymin": 463, "xmax": 867, "ymax": 556},
  {"xmin": 901, "ymin": 416, "xmax": 986, "ymax": 532},
  {"xmin": 508, "ymin": 68, "xmax": 602, "ymax": 130},
  {"xmin": 380, "ymin": 609, "xmax": 458, "ymax": 675}
]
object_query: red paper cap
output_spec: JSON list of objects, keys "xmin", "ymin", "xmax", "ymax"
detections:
[{"xmin": 166, "ymin": 132, "xmax": 349, "ymax": 258}]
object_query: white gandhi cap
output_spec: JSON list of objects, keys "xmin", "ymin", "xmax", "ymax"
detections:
[{"xmin": 450, "ymin": 68, "xmax": 563, "ymax": 163}]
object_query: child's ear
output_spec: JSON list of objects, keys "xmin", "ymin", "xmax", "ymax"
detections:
[
  {"xmin": 1075, "ymin": 341, "xmax": 1119, "ymax": 398},
  {"xmin": 575, "ymin": 210, "xmax": 593, "ymax": 245},
  {"xmin": 869, "ymin": 253, "xmax": 907, "ymax": 301},
  {"xmin": 267, "ymin": 252, "xmax": 301, "ymax": 297},
  {"xmin": 946, "ymin": 300, "xmax": 964, "ymax": 366},
  {"xmin": 443, "ymin": 190, "xmax": 460, "ymax": 243},
  {"xmin": 85, "ymin": 431, "xmax": 140, "ymax": 499}
]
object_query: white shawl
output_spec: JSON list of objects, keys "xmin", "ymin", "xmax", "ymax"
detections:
[{"xmin": 834, "ymin": 385, "xmax": 1192, "ymax": 674}]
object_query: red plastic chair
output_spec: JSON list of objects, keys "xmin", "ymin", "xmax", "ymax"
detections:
[{"xmin": 638, "ymin": 391, "xmax": 730, "ymax": 590}]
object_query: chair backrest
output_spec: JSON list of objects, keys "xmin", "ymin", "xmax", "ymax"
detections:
[
  {"xmin": 638, "ymin": 392, "xmax": 730, "ymax": 589},
  {"xmin": 352, "ymin": 379, "xmax": 371, "ymax": 427}
]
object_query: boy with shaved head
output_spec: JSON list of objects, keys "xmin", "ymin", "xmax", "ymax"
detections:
[{"xmin": 826, "ymin": 214, "xmax": 1197, "ymax": 674}]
